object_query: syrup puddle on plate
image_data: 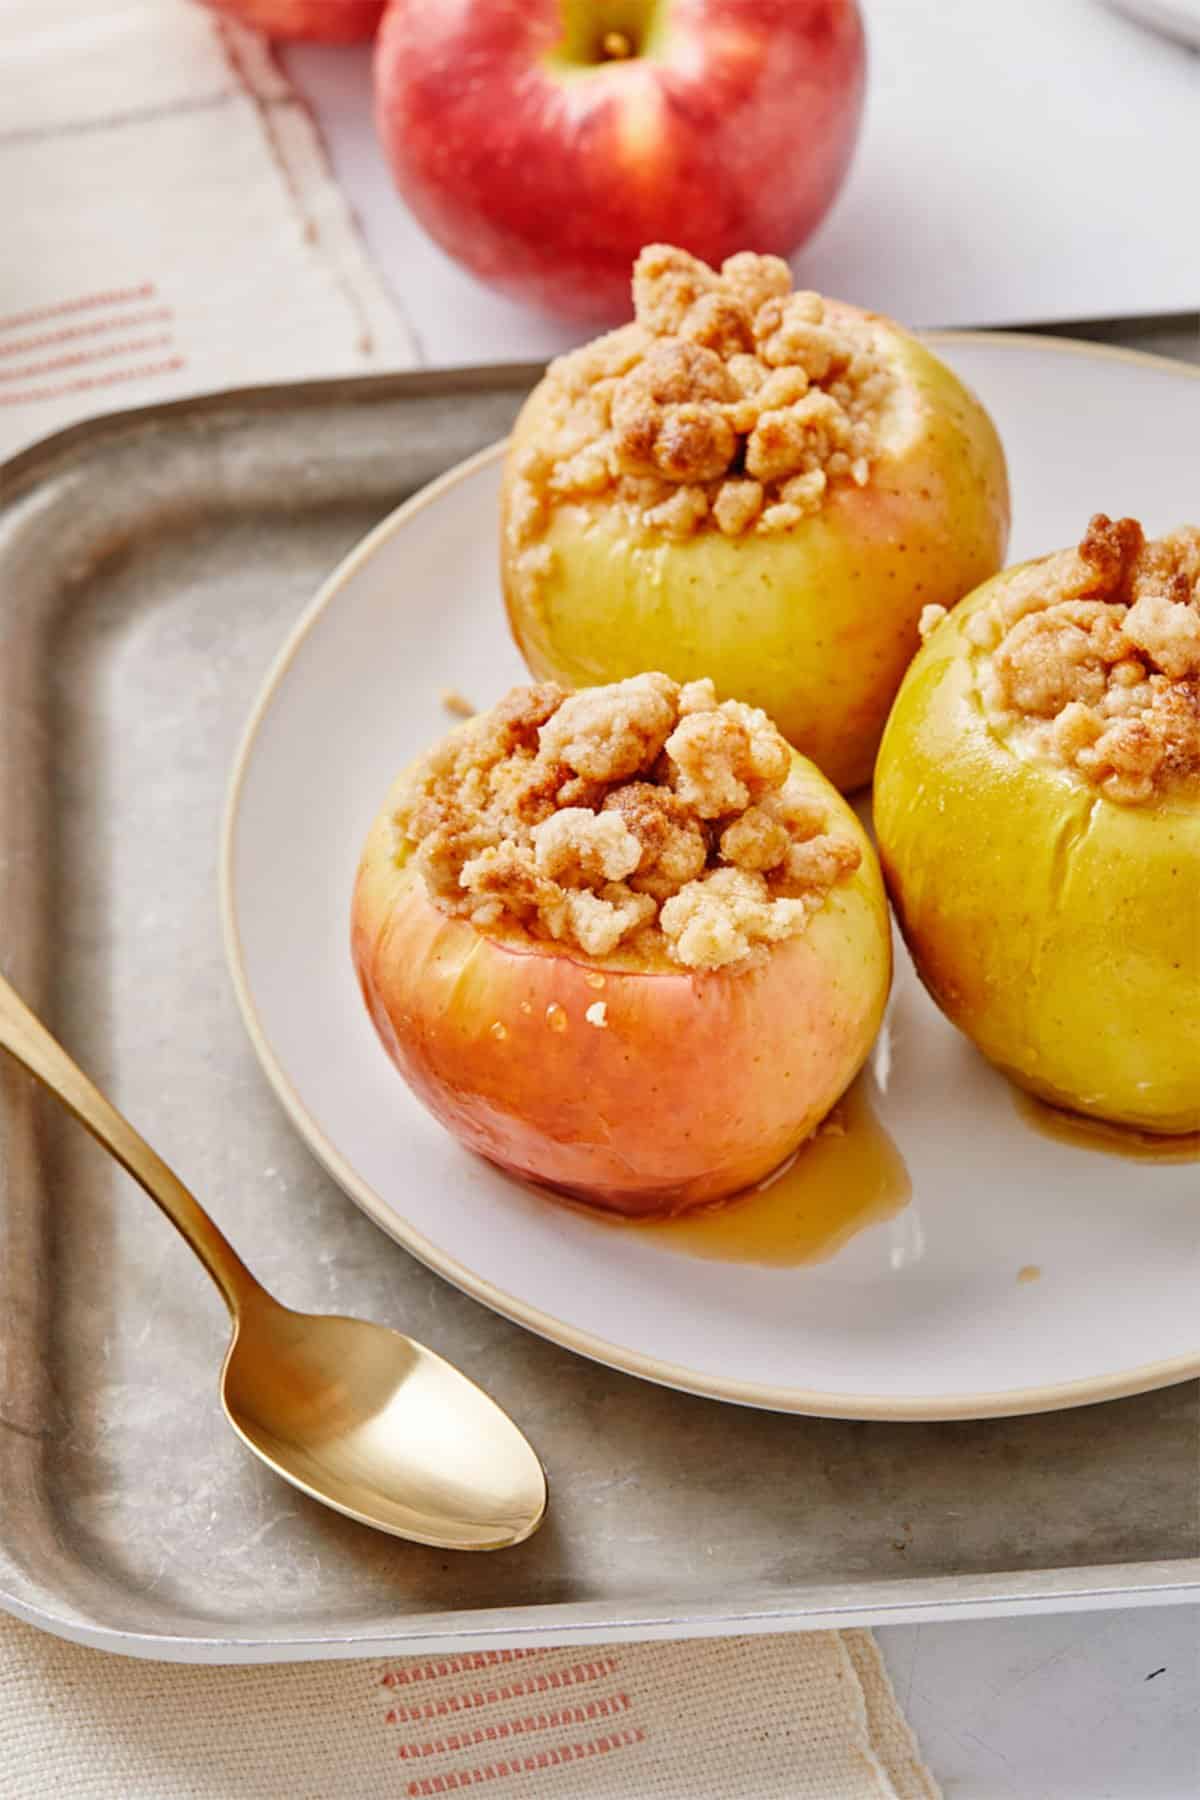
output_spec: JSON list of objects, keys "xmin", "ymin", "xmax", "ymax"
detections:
[
  {"xmin": 581, "ymin": 1078, "xmax": 911, "ymax": 1267},
  {"xmin": 1016, "ymin": 1093, "xmax": 1200, "ymax": 1163}
]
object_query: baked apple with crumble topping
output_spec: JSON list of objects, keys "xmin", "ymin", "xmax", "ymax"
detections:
[
  {"xmin": 352, "ymin": 673, "xmax": 891, "ymax": 1213},
  {"xmin": 875, "ymin": 515, "xmax": 1200, "ymax": 1135},
  {"xmin": 501, "ymin": 245, "xmax": 1010, "ymax": 792}
]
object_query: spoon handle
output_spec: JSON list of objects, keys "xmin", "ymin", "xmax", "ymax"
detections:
[{"xmin": 0, "ymin": 968, "xmax": 259, "ymax": 1317}]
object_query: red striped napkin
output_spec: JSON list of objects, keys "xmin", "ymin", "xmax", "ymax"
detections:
[
  {"xmin": 0, "ymin": 1610, "xmax": 938, "ymax": 1797},
  {"xmin": 0, "ymin": 0, "xmax": 413, "ymax": 460}
]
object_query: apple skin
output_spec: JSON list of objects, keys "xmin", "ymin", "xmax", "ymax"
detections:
[
  {"xmin": 373, "ymin": 0, "xmax": 865, "ymax": 320},
  {"xmin": 200, "ymin": 0, "xmax": 383, "ymax": 42},
  {"xmin": 503, "ymin": 309, "xmax": 1010, "ymax": 792},
  {"xmin": 874, "ymin": 572, "xmax": 1200, "ymax": 1135},
  {"xmin": 352, "ymin": 758, "xmax": 891, "ymax": 1214}
]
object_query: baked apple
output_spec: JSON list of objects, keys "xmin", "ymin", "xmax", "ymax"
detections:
[
  {"xmin": 501, "ymin": 245, "xmax": 1010, "ymax": 792},
  {"xmin": 353, "ymin": 674, "xmax": 891, "ymax": 1213},
  {"xmin": 875, "ymin": 514, "xmax": 1200, "ymax": 1135}
]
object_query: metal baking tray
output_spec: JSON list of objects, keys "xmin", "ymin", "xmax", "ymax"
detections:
[{"xmin": 1, "ymin": 349, "xmax": 1198, "ymax": 1663}]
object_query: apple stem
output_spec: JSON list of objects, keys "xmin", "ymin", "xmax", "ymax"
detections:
[{"xmin": 601, "ymin": 30, "xmax": 634, "ymax": 59}]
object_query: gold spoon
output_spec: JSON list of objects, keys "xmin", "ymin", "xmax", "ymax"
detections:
[{"xmin": 0, "ymin": 970, "xmax": 546, "ymax": 1551}]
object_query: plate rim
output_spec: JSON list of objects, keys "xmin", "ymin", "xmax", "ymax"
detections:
[{"xmin": 220, "ymin": 331, "xmax": 1200, "ymax": 1422}]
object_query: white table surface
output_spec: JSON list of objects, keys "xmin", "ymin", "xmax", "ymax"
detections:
[
  {"xmin": 879, "ymin": 1609, "xmax": 1199, "ymax": 1797},
  {"xmin": 284, "ymin": 6, "xmax": 1198, "ymax": 1792}
]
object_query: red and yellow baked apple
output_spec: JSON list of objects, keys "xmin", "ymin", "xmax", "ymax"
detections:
[
  {"xmin": 353, "ymin": 674, "xmax": 891, "ymax": 1213},
  {"xmin": 374, "ymin": 0, "xmax": 864, "ymax": 321},
  {"xmin": 875, "ymin": 514, "xmax": 1200, "ymax": 1135},
  {"xmin": 502, "ymin": 246, "xmax": 1010, "ymax": 792}
]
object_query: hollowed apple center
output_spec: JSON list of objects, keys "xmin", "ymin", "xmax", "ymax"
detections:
[{"xmin": 553, "ymin": 0, "xmax": 668, "ymax": 66}]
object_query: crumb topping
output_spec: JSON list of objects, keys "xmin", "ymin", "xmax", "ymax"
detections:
[
  {"xmin": 395, "ymin": 675, "xmax": 862, "ymax": 970},
  {"xmin": 971, "ymin": 515, "xmax": 1200, "ymax": 803},
  {"xmin": 507, "ymin": 244, "xmax": 893, "ymax": 598}
]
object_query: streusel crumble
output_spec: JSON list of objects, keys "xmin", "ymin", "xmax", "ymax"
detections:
[
  {"xmin": 505, "ymin": 244, "xmax": 893, "ymax": 597},
  {"xmin": 960, "ymin": 515, "xmax": 1200, "ymax": 804},
  {"xmin": 395, "ymin": 674, "xmax": 862, "ymax": 970}
]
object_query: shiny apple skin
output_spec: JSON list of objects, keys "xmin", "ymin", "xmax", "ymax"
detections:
[
  {"xmin": 201, "ymin": 0, "xmax": 383, "ymax": 42},
  {"xmin": 352, "ymin": 763, "xmax": 891, "ymax": 1214},
  {"xmin": 874, "ymin": 573, "xmax": 1200, "ymax": 1135},
  {"xmin": 503, "ymin": 314, "xmax": 1010, "ymax": 792},
  {"xmin": 373, "ymin": 0, "xmax": 865, "ymax": 321}
]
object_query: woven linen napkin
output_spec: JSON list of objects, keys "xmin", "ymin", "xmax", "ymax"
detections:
[
  {"xmin": 0, "ymin": 0, "xmax": 413, "ymax": 461},
  {"xmin": 0, "ymin": 1610, "xmax": 937, "ymax": 1798},
  {"xmin": 0, "ymin": 4, "xmax": 938, "ymax": 1795}
]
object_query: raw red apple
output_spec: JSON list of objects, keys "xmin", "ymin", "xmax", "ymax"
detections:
[
  {"xmin": 373, "ymin": 0, "xmax": 866, "ymax": 320},
  {"xmin": 352, "ymin": 757, "xmax": 891, "ymax": 1215},
  {"xmin": 199, "ymin": 0, "xmax": 384, "ymax": 43}
]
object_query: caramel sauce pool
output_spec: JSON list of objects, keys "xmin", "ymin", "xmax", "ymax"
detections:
[
  {"xmin": 1016, "ymin": 1093, "xmax": 1200, "ymax": 1163},
  {"xmin": 584, "ymin": 1079, "xmax": 910, "ymax": 1267}
]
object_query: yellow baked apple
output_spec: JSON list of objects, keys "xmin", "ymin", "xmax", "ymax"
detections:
[
  {"xmin": 875, "ymin": 514, "xmax": 1200, "ymax": 1134},
  {"xmin": 353, "ymin": 674, "xmax": 891, "ymax": 1213},
  {"xmin": 501, "ymin": 243, "xmax": 1009, "ymax": 792}
]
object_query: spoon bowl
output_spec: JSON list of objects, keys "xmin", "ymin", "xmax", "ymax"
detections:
[{"xmin": 222, "ymin": 1297, "xmax": 546, "ymax": 1548}]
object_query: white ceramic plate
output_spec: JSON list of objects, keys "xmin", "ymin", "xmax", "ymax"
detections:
[{"xmin": 222, "ymin": 334, "xmax": 1200, "ymax": 1421}]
